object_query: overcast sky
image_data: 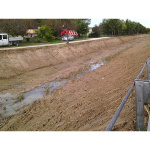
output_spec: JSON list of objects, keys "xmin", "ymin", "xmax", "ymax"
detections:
[
  {"xmin": 90, "ymin": 19, "xmax": 150, "ymax": 28},
  {"xmin": 1, "ymin": 0, "xmax": 150, "ymax": 29}
]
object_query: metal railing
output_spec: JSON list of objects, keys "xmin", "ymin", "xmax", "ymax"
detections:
[{"xmin": 106, "ymin": 58, "xmax": 150, "ymax": 131}]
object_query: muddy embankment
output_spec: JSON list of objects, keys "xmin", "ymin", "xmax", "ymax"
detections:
[{"xmin": 0, "ymin": 36, "xmax": 143, "ymax": 79}]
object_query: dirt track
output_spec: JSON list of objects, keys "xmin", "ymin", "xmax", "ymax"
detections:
[{"xmin": 0, "ymin": 34, "xmax": 150, "ymax": 131}]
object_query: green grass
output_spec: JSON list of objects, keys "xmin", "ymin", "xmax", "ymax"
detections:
[
  {"xmin": 73, "ymin": 38, "xmax": 90, "ymax": 41},
  {"xmin": 0, "ymin": 37, "xmax": 109, "ymax": 49},
  {"xmin": 147, "ymin": 43, "xmax": 150, "ymax": 46},
  {"xmin": 19, "ymin": 40, "xmax": 66, "ymax": 46},
  {"xmin": 0, "ymin": 40, "xmax": 66, "ymax": 49},
  {"xmin": 0, "ymin": 38, "xmax": 93, "ymax": 49},
  {"xmin": 100, "ymin": 34, "xmax": 112, "ymax": 37}
]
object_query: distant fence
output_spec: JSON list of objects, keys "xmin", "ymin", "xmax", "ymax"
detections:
[{"xmin": 106, "ymin": 58, "xmax": 150, "ymax": 131}]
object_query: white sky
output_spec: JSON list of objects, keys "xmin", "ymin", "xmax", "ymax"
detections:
[{"xmin": 1, "ymin": 0, "xmax": 150, "ymax": 29}]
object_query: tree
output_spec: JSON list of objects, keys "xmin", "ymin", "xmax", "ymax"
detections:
[
  {"xmin": 48, "ymin": 19, "xmax": 64, "ymax": 39},
  {"xmin": 125, "ymin": 19, "xmax": 134, "ymax": 35},
  {"xmin": 121, "ymin": 23, "xmax": 127, "ymax": 35},
  {"xmin": 125, "ymin": 20, "xmax": 147, "ymax": 35},
  {"xmin": 24, "ymin": 19, "xmax": 38, "ymax": 29},
  {"xmin": 107, "ymin": 19, "xmax": 122, "ymax": 36},
  {"xmin": 146, "ymin": 28, "xmax": 150, "ymax": 33},
  {"xmin": 116, "ymin": 19, "xmax": 123, "ymax": 35},
  {"xmin": 36, "ymin": 25, "xmax": 54, "ymax": 42},
  {"xmin": 108, "ymin": 19, "xmax": 116, "ymax": 35},
  {"xmin": 100, "ymin": 19, "xmax": 122, "ymax": 36},
  {"xmin": 14, "ymin": 19, "xmax": 27, "ymax": 36},
  {"xmin": 75, "ymin": 19, "xmax": 90, "ymax": 36},
  {"xmin": 0, "ymin": 19, "xmax": 27, "ymax": 36},
  {"xmin": 100, "ymin": 19, "xmax": 111, "ymax": 35}
]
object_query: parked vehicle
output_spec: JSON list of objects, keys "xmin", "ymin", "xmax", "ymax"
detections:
[
  {"xmin": 62, "ymin": 35, "xmax": 74, "ymax": 41},
  {"xmin": 0, "ymin": 33, "xmax": 23, "ymax": 46}
]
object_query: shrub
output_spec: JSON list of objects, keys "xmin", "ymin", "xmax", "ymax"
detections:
[
  {"xmin": 36, "ymin": 25, "xmax": 55, "ymax": 42},
  {"xmin": 32, "ymin": 37, "xmax": 47, "ymax": 43},
  {"xmin": 88, "ymin": 32, "xmax": 100, "ymax": 38},
  {"xmin": 88, "ymin": 25, "xmax": 100, "ymax": 38}
]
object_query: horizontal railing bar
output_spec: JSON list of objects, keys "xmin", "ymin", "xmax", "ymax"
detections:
[
  {"xmin": 106, "ymin": 60, "xmax": 147, "ymax": 131},
  {"xmin": 106, "ymin": 82, "xmax": 135, "ymax": 131},
  {"xmin": 136, "ymin": 62, "xmax": 147, "ymax": 79}
]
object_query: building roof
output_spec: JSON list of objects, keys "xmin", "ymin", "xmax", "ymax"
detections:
[{"xmin": 26, "ymin": 29, "xmax": 36, "ymax": 34}]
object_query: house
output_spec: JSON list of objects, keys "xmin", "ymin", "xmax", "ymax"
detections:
[
  {"xmin": 26, "ymin": 29, "xmax": 37, "ymax": 37},
  {"xmin": 88, "ymin": 27, "xmax": 92, "ymax": 35}
]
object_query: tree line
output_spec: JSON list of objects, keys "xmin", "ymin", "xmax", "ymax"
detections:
[
  {"xmin": 0, "ymin": 19, "xmax": 90, "ymax": 38},
  {"xmin": 89, "ymin": 19, "xmax": 150, "ymax": 37}
]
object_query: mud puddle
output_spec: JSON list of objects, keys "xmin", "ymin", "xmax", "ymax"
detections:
[{"xmin": 0, "ymin": 60, "xmax": 104, "ymax": 119}]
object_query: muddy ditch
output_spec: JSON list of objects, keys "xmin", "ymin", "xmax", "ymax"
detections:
[{"xmin": 0, "ymin": 34, "xmax": 149, "ymax": 124}]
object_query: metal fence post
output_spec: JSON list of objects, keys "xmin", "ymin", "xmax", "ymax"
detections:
[
  {"xmin": 143, "ymin": 81, "xmax": 150, "ymax": 105},
  {"xmin": 135, "ymin": 80, "xmax": 144, "ymax": 131},
  {"xmin": 147, "ymin": 115, "xmax": 150, "ymax": 131},
  {"xmin": 147, "ymin": 58, "xmax": 150, "ymax": 80}
]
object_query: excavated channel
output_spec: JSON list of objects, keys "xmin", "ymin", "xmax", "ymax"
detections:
[{"xmin": 0, "ymin": 60, "xmax": 105, "ymax": 119}]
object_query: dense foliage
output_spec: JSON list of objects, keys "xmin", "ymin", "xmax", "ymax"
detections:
[
  {"xmin": 100, "ymin": 19, "xmax": 148, "ymax": 36},
  {"xmin": 0, "ymin": 19, "xmax": 27, "ymax": 36},
  {"xmin": 0, "ymin": 19, "xmax": 149, "ymax": 39},
  {"xmin": 0, "ymin": 19, "xmax": 90, "ymax": 38}
]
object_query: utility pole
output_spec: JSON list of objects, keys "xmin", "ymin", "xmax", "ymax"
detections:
[{"xmin": 67, "ymin": 28, "xmax": 69, "ymax": 44}]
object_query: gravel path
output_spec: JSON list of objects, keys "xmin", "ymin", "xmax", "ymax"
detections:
[{"xmin": 0, "ymin": 37, "xmax": 110, "ymax": 51}]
